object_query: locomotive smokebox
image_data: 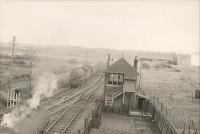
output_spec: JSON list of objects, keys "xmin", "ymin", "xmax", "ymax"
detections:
[{"xmin": 134, "ymin": 56, "xmax": 138, "ymax": 69}]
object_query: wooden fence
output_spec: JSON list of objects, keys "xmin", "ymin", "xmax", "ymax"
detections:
[
  {"xmin": 141, "ymin": 87, "xmax": 200, "ymax": 134},
  {"xmin": 78, "ymin": 100, "xmax": 102, "ymax": 134},
  {"xmin": 145, "ymin": 99, "xmax": 178, "ymax": 134}
]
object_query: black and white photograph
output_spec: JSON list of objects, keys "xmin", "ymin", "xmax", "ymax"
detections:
[{"xmin": 0, "ymin": 0, "xmax": 199, "ymax": 134}]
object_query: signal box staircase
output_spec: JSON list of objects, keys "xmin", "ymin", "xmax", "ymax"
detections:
[{"xmin": 105, "ymin": 88, "xmax": 123, "ymax": 107}]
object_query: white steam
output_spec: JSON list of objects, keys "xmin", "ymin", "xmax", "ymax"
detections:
[
  {"xmin": 0, "ymin": 105, "xmax": 31, "ymax": 129},
  {"xmin": 28, "ymin": 73, "xmax": 58, "ymax": 109},
  {"xmin": 0, "ymin": 73, "xmax": 58, "ymax": 130}
]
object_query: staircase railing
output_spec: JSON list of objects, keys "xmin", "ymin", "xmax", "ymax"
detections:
[
  {"xmin": 105, "ymin": 87, "xmax": 123, "ymax": 107},
  {"xmin": 112, "ymin": 88, "xmax": 123, "ymax": 99}
]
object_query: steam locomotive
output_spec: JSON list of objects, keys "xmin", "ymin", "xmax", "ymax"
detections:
[{"xmin": 69, "ymin": 65, "xmax": 93, "ymax": 88}]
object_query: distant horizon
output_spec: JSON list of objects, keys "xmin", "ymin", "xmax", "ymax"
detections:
[
  {"xmin": 0, "ymin": 41, "xmax": 199, "ymax": 66},
  {"xmin": 0, "ymin": 41, "xmax": 198, "ymax": 55}
]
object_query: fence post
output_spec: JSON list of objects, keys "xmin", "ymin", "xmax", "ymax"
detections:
[
  {"xmin": 92, "ymin": 110, "xmax": 94, "ymax": 118},
  {"xmin": 182, "ymin": 122, "xmax": 185, "ymax": 134},
  {"xmin": 172, "ymin": 114, "xmax": 175, "ymax": 126},
  {"xmin": 152, "ymin": 102, "xmax": 156, "ymax": 120},
  {"xmin": 84, "ymin": 118, "xmax": 89, "ymax": 134},
  {"xmin": 166, "ymin": 126, "xmax": 169, "ymax": 134},
  {"xmin": 78, "ymin": 129, "xmax": 81, "ymax": 134},
  {"xmin": 161, "ymin": 103, "xmax": 163, "ymax": 112},
  {"xmin": 188, "ymin": 119, "xmax": 191, "ymax": 134},
  {"xmin": 160, "ymin": 117, "xmax": 164, "ymax": 134},
  {"xmin": 156, "ymin": 97, "xmax": 159, "ymax": 108},
  {"xmin": 191, "ymin": 120, "xmax": 197, "ymax": 133},
  {"xmin": 192, "ymin": 92, "xmax": 193, "ymax": 102}
]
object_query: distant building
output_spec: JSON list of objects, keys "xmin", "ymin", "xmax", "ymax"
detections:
[
  {"xmin": 139, "ymin": 53, "xmax": 191, "ymax": 66},
  {"xmin": 103, "ymin": 56, "xmax": 139, "ymax": 113},
  {"xmin": 176, "ymin": 54, "xmax": 191, "ymax": 66}
]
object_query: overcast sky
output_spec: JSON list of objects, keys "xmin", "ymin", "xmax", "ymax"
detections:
[{"xmin": 0, "ymin": 1, "xmax": 199, "ymax": 54}]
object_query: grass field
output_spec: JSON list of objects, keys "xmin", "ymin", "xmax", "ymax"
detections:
[
  {"xmin": 0, "ymin": 47, "xmax": 99, "ymax": 100},
  {"xmin": 141, "ymin": 68, "xmax": 200, "ymax": 132}
]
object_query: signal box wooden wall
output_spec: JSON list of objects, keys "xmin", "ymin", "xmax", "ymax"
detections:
[{"xmin": 103, "ymin": 57, "xmax": 139, "ymax": 113}]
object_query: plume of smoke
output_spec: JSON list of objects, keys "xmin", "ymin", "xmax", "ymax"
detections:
[
  {"xmin": 0, "ymin": 73, "xmax": 58, "ymax": 130},
  {"xmin": 0, "ymin": 105, "xmax": 31, "ymax": 131},
  {"xmin": 28, "ymin": 73, "xmax": 58, "ymax": 109}
]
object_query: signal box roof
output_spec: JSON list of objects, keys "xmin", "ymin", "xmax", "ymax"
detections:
[{"xmin": 105, "ymin": 57, "xmax": 138, "ymax": 80}]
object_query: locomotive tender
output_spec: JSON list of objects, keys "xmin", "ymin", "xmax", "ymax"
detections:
[{"xmin": 69, "ymin": 65, "xmax": 93, "ymax": 88}]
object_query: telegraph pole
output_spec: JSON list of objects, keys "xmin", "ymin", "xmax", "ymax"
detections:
[
  {"xmin": 107, "ymin": 53, "xmax": 110, "ymax": 68},
  {"xmin": 8, "ymin": 36, "xmax": 16, "ymax": 105},
  {"xmin": 198, "ymin": 78, "xmax": 200, "ymax": 134},
  {"xmin": 139, "ymin": 59, "xmax": 142, "ymax": 89},
  {"xmin": 29, "ymin": 54, "xmax": 32, "ymax": 97},
  {"xmin": 27, "ymin": 47, "xmax": 36, "ymax": 97}
]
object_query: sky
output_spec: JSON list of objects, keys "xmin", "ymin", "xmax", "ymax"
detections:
[{"xmin": 0, "ymin": 1, "xmax": 199, "ymax": 55}]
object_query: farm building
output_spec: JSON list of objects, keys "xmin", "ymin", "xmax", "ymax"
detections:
[{"xmin": 104, "ymin": 56, "xmax": 142, "ymax": 114}]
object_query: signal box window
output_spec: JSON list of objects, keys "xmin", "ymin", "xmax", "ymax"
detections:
[
  {"xmin": 107, "ymin": 73, "xmax": 124, "ymax": 85},
  {"xmin": 108, "ymin": 74, "xmax": 113, "ymax": 84},
  {"xmin": 118, "ymin": 74, "xmax": 124, "ymax": 85}
]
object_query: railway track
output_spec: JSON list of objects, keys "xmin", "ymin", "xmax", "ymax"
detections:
[
  {"xmin": 33, "ymin": 75, "xmax": 104, "ymax": 134},
  {"xmin": 44, "ymin": 80, "xmax": 103, "ymax": 134},
  {"xmin": 45, "ymin": 77, "xmax": 102, "ymax": 115},
  {"xmin": 40, "ymin": 85, "xmax": 71, "ymax": 103},
  {"xmin": 44, "ymin": 97, "xmax": 89, "ymax": 134},
  {"xmin": 39, "ymin": 75, "xmax": 100, "ymax": 111},
  {"xmin": 39, "ymin": 86, "xmax": 72, "ymax": 109}
]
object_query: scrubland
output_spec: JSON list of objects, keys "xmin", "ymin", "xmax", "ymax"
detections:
[{"xmin": 142, "ymin": 67, "xmax": 199, "ymax": 132}]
